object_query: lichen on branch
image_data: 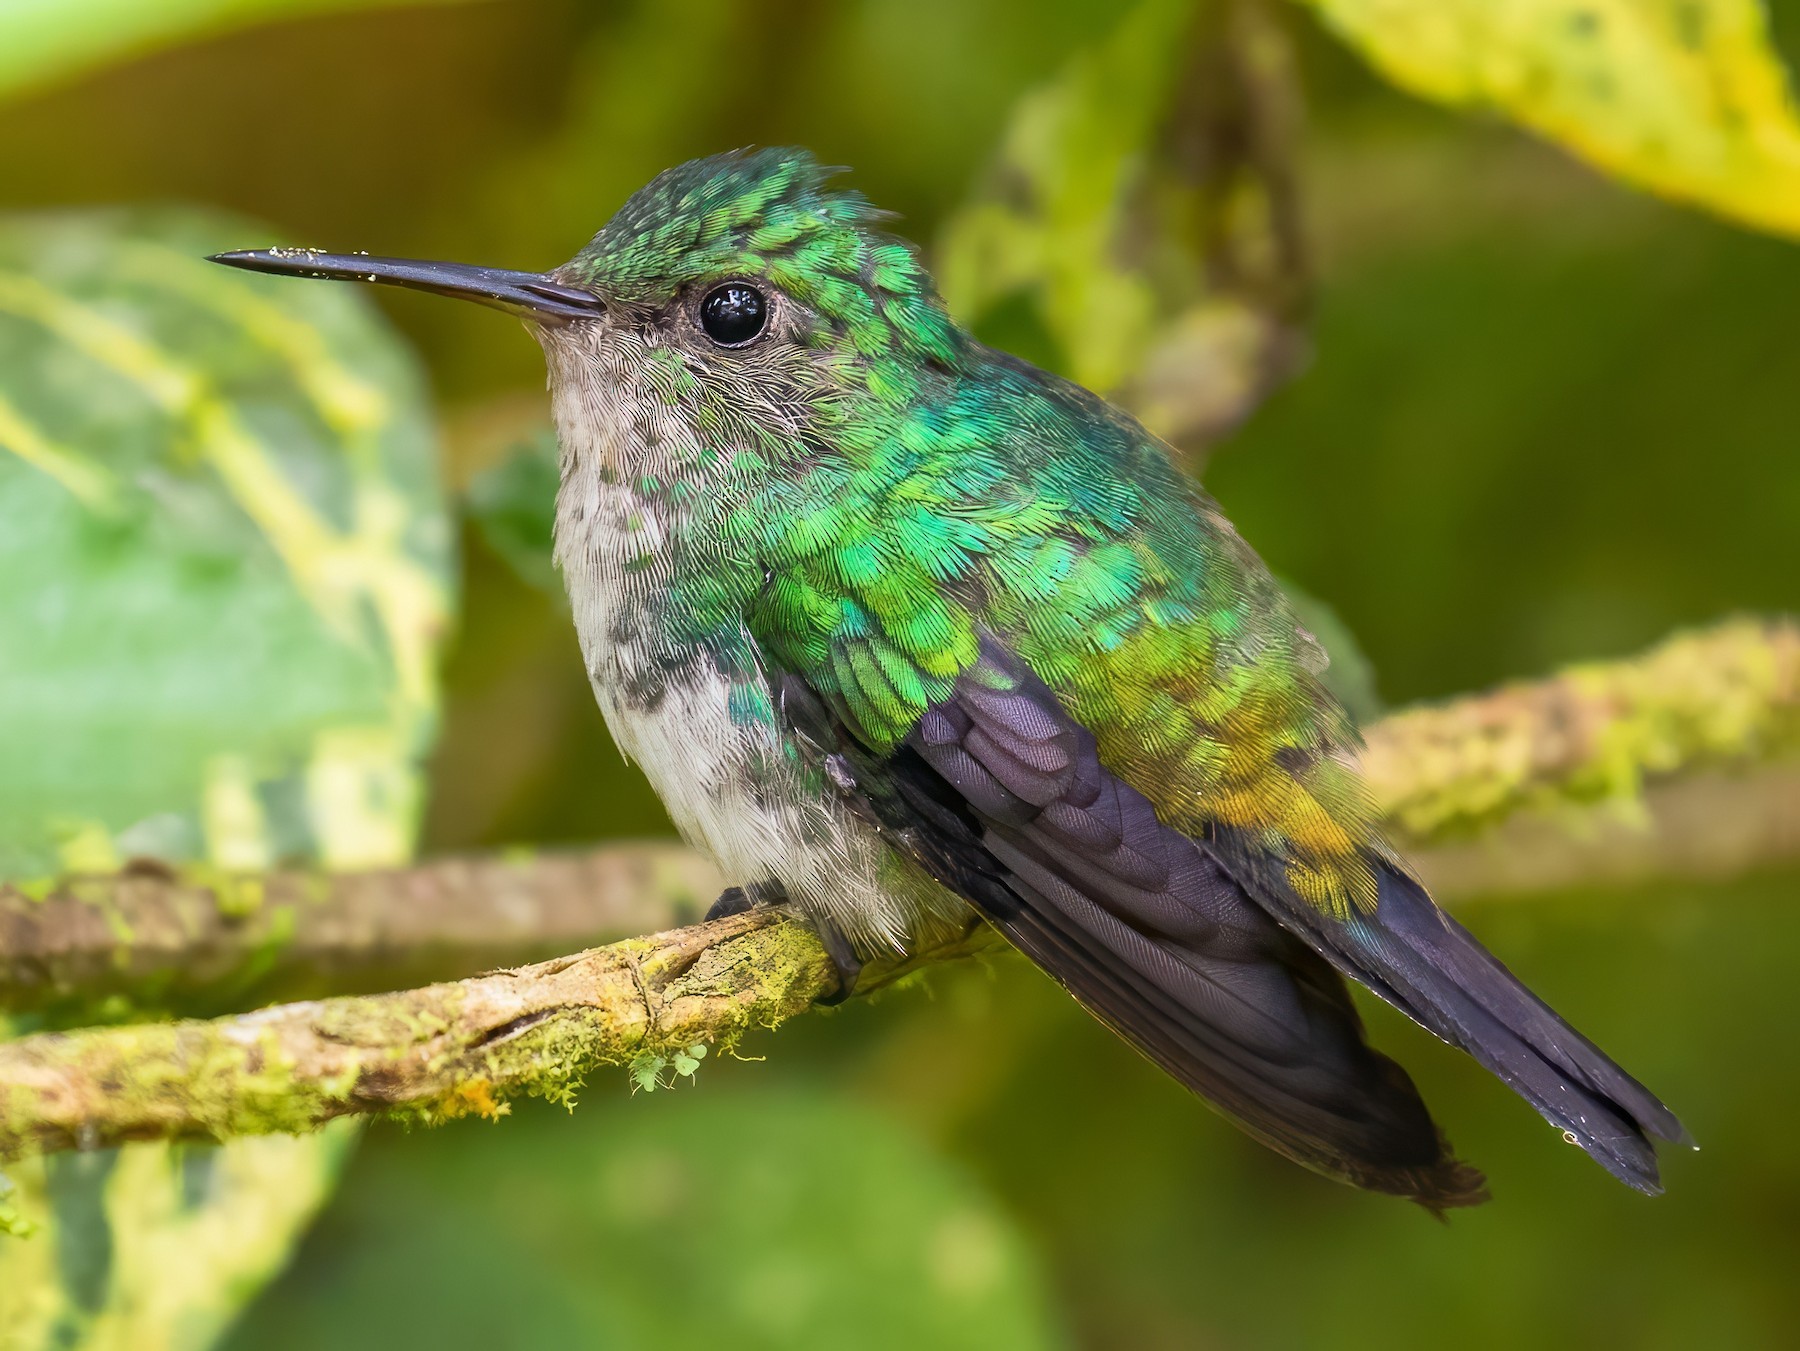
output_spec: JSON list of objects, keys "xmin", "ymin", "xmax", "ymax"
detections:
[
  {"xmin": 1362, "ymin": 617, "xmax": 1799, "ymax": 843},
  {"xmin": 0, "ymin": 910, "xmax": 837, "ymax": 1162}
]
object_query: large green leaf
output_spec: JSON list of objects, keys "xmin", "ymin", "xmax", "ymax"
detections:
[
  {"xmin": 1296, "ymin": 0, "xmax": 1800, "ymax": 239},
  {"xmin": 0, "ymin": 206, "xmax": 451, "ymax": 1348},
  {"xmin": 0, "ymin": 208, "xmax": 451, "ymax": 881},
  {"xmin": 0, "ymin": 0, "xmax": 481, "ymax": 101}
]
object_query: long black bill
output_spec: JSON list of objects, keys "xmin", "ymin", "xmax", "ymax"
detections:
[{"xmin": 207, "ymin": 249, "xmax": 604, "ymax": 322}]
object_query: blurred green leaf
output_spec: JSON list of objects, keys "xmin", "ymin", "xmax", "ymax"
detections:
[
  {"xmin": 0, "ymin": 208, "xmax": 452, "ymax": 881},
  {"xmin": 936, "ymin": 0, "xmax": 1309, "ymax": 451},
  {"xmin": 0, "ymin": 0, "xmax": 482, "ymax": 101},
  {"xmin": 227, "ymin": 1090, "xmax": 1067, "ymax": 1351},
  {"xmin": 0, "ymin": 206, "xmax": 450, "ymax": 1349},
  {"xmin": 465, "ymin": 425, "xmax": 561, "ymax": 601},
  {"xmin": 1296, "ymin": 0, "xmax": 1800, "ymax": 238}
]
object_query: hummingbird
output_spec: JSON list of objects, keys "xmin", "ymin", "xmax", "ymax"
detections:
[{"xmin": 213, "ymin": 147, "xmax": 1688, "ymax": 1208}]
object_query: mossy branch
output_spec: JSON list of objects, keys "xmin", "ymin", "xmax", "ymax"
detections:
[
  {"xmin": 0, "ymin": 910, "xmax": 899, "ymax": 1162},
  {"xmin": 0, "ymin": 844, "xmax": 723, "ymax": 1017},
  {"xmin": 0, "ymin": 909, "xmax": 997, "ymax": 1162},
  {"xmin": 1, "ymin": 618, "xmax": 1795, "ymax": 1020},
  {"xmin": 1363, "ymin": 616, "xmax": 1798, "ymax": 842},
  {"xmin": 0, "ymin": 617, "xmax": 1794, "ymax": 1162}
]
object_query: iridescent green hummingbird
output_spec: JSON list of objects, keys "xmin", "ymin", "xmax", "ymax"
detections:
[{"xmin": 213, "ymin": 148, "xmax": 1687, "ymax": 1207}]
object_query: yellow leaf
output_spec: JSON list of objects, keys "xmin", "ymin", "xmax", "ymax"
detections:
[{"xmin": 1297, "ymin": 0, "xmax": 1800, "ymax": 237}]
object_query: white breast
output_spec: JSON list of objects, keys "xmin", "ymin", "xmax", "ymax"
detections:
[{"xmin": 543, "ymin": 331, "xmax": 955, "ymax": 951}]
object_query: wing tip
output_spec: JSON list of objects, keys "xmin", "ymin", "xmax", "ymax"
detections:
[{"xmin": 1359, "ymin": 1153, "xmax": 1491, "ymax": 1215}]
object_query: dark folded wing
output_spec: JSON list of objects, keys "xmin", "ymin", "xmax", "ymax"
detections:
[{"xmin": 783, "ymin": 638, "xmax": 1489, "ymax": 1209}]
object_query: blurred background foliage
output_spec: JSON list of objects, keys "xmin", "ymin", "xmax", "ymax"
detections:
[{"xmin": 0, "ymin": 1, "xmax": 1797, "ymax": 1348}]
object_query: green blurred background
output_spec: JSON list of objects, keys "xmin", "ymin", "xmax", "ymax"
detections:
[{"xmin": 2, "ymin": 1, "xmax": 1797, "ymax": 1347}]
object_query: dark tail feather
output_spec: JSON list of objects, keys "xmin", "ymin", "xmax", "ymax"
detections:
[
  {"xmin": 1246, "ymin": 853, "xmax": 1690, "ymax": 1194},
  {"xmin": 979, "ymin": 832, "xmax": 1490, "ymax": 1210}
]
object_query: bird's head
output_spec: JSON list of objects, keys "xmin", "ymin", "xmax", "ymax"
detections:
[{"xmin": 212, "ymin": 148, "xmax": 967, "ymax": 473}]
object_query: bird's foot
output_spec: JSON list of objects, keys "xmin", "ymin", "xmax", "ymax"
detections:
[
  {"xmin": 704, "ymin": 879, "xmax": 787, "ymax": 922},
  {"xmin": 811, "ymin": 915, "xmax": 864, "ymax": 1007},
  {"xmin": 703, "ymin": 880, "xmax": 862, "ymax": 1005}
]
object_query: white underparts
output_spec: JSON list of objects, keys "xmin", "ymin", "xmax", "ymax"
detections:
[{"xmin": 543, "ymin": 326, "xmax": 959, "ymax": 951}]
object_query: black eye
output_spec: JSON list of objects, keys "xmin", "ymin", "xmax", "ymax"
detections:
[{"xmin": 699, "ymin": 282, "xmax": 767, "ymax": 346}]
